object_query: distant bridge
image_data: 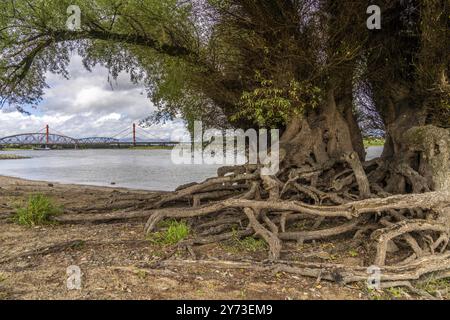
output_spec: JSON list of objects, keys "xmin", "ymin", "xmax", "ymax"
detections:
[
  {"xmin": 0, "ymin": 133, "xmax": 79, "ymax": 146},
  {"xmin": 0, "ymin": 124, "xmax": 178, "ymax": 148}
]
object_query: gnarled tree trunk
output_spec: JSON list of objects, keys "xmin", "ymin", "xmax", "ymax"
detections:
[
  {"xmin": 280, "ymin": 89, "xmax": 359, "ymax": 168},
  {"xmin": 379, "ymin": 91, "xmax": 450, "ymax": 193}
]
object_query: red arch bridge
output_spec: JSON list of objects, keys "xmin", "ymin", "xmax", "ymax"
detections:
[{"xmin": 0, "ymin": 125, "xmax": 178, "ymax": 148}]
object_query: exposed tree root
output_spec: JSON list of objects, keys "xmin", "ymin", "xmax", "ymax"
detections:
[
  {"xmin": 158, "ymin": 252, "xmax": 450, "ymax": 286},
  {"xmin": 279, "ymin": 216, "xmax": 368, "ymax": 242},
  {"xmin": 0, "ymin": 239, "xmax": 150, "ymax": 265},
  {"xmin": 137, "ymin": 150, "xmax": 450, "ymax": 285},
  {"xmin": 48, "ymin": 140, "xmax": 450, "ymax": 287},
  {"xmin": 371, "ymin": 220, "xmax": 448, "ymax": 266},
  {"xmin": 154, "ymin": 173, "xmax": 259, "ymax": 208},
  {"xmin": 244, "ymin": 207, "xmax": 282, "ymax": 260},
  {"xmin": 54, "ymin": 210, "xmax": 152, "ymax": 223}
]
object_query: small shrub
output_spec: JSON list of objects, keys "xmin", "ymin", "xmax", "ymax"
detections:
[
  {"xmin": 147, "ymin": 220, "xmax": 190, "ymax": 245},
  {"xmin": 14, "ymin": 194, "xmax": 62, "ymax": 226}
]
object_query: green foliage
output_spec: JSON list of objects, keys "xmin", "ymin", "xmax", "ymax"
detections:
[
  {"xmin": 367, "ymin": 287, "xmax": 406, "ymax": 300},
  {"xmin": 225, "ymin": 230, "xmax": 267, "ymax": 253},
  {"xmin": 147, "ymin": 220, "xmax": 190, "ymax": 245},
  {"xmin": 443, "ymin": 97, "xmax": 450, "ymax": 110},
  {"xmin": 207, "ymin": 0, "xmax": 232, "ymax": 10},
  {"xmin": 367, "ymin": 287, "xmax": 383, "ymax": 300},
  {"xmin": 238, "ymin": 236, "xmax": 267, "ymax": 252},
  {"xmin": 234, "ymin": 72, "xmax": 322, "ymax": 127},
  {"xmin": 0, "ymin": 0, "xmax": 195, "ymax": 109},
  {"xmin": 348, "ymin": 249, "xmax": 359, "ymax": 257},
  {"xmin": 1, "ymin": 0, "xmax": 448, "ymax": 136},
  {"xmin": 14, "ymin": 194, "xmax": 62, "ymax": 226},
  {"xmin": 143, "ymin": 55, "xmax": 223, "ymax": 134},
  {"xmin": 363, "ymin": 138, "xmax": 385, "ymax": 147},
  {"xmin": 386, "ymin": 287, "xmax": 405, "ymax": 299},
  {"xmin": 419, "ymin": 277, "xmax": 450, "ymax": 298}
]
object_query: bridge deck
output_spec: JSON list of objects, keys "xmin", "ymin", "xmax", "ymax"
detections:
[{"xmin": 0, "ymin": 133, "xmax": 178, "ymax": 146}]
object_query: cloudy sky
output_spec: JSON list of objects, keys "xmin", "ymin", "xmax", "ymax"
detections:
[{"xmin": 0, "ymin": 55, "xmax": 188, "ymax": 141}]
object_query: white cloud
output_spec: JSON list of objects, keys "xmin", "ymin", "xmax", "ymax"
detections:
[
  {"xmin": 94, "ymin": 113, "xmax": 122, "ymax": 125},
  {"xmin": 0, "ymin": 55, "xmax": 188, "ymax": 141}
]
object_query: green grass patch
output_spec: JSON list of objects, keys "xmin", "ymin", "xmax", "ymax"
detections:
[
  {"xmin": 223, "ymin": 231, "xmax": 267, "ymax": 253},
  {"xmin": 348, "ymin": 249, "xmax": 359, "ymax": 257},
  {"xmin": 238, "ymin": 236, "xmax": 267, "ymax": 252},
  {"xmin": 136, "ymin": 270, "xmax": 148, "ymax": 279},
  {"xmin": 419, "ymin": 277, "xmax": 450, "ymax": 297},
  {"xmin": 385, "ymin": 287, "xmax": 406, "ymax": 299},
  {"xmin": 292, "ymin": 220, "xmax": 308, "ymax": 230},
  {"xmin": 14, "ymin": 194, "xmax": 62, "ymax": 226},
  {"xmin": 147, "ymin": 220, "xmax": 190, "ymax": 245},
  {"xmin": 363, "ymin": 138, "xmax": 385, "ymax": 147}
]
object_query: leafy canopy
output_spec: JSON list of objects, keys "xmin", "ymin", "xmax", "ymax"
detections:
[{"xmin": 1, "ymin": 1, "xmax": 448, "ymax": 131}]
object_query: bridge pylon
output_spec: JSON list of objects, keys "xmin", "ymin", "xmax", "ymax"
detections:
[
  {"xmin": 133, "ymin": 123, "xmax": 136, "ymax": 147},
  {"xmin": 46, "ymin": 124, "xmax": 49, "ymax": 146}
]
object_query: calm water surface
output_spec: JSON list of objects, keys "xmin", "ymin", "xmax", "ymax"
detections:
[
  {"xmin": 0, "ymin": 147, "xmax": 383, "ymax": 191},
  {"xmin": 0, "ymin": 149, "xmax": 221, "ymax": 191}
]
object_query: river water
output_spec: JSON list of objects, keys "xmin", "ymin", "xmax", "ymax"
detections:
[{"xmin": 0, "ymin": 147, "xmax": 383, "ymax": 191}]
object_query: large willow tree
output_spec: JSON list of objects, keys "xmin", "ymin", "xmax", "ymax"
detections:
[{"xmin": 1, "ymin": 0, "xmax": 449, "ymax": 284}]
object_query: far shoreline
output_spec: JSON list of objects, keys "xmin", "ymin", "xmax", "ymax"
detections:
[{"xmin": 0, "ymin": 154, "xmax": 31, "ymax": 160}]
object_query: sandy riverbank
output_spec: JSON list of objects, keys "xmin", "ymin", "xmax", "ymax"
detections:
[{"xmin": 0, "ymin": 175, "xmax": 390, "ymax": 300}]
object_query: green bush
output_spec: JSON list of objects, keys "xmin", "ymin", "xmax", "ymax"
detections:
[
  {"xmin": 148, "ymin": 220, "xmax": 190, "ymax": 245},
  {"xmin": 14, "ymin": 194, "xmax": 62, "ymax": 226}
]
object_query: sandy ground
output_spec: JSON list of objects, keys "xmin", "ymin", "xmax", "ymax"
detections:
[{"xmin": 0, "ymin": 175, "xmax": 409, "ymax": 300}]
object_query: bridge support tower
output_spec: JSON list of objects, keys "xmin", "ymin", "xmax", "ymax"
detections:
[
  {"xmin": 133, "ymin": 123, "xmax": 136, "ymax": 147},
  {"xmin": 46, "ymin": 124, "xmax": 49, "ymax": 146}
]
